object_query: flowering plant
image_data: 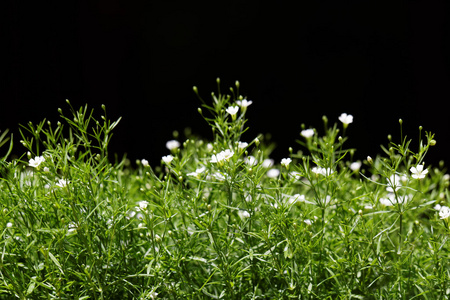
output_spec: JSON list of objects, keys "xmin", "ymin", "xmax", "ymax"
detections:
[{"xmin": 0, "ymin": 80, "xmax": 448, "ymax": 299}]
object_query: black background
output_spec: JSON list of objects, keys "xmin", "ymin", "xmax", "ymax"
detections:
[{"xmin": 3, "ymin": 1, "xmax": 450, "ymax": 167}]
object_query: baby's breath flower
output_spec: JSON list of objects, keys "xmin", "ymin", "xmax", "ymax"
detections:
[
  {"xmin": 6, "ymin": 222, "xmax": 13, "ymax": 228},
  {"xmin": 410, "ymin": 164, "xmax": 428, "ymax": 179},
  {"xmin": 312, "ymin": 167, "xmax": 334, "ymax": 177},
  {"xmin": 350, "ymin": 161, "xmax": 362, "ymax": 172},
  {"xmin": 339, "ymin": 113, "xmax": 353, "ymax": 126},
  {"xmin": 238, "ymin": 141, "xmax": 248, "ymax": 149},
  {"xmin": 281, "ymin": 158, "xmax": 292, "ymax": 169},
  {"xmin": 267, "ymin": 168, "xmax": 280, "ymax": 178},
  {"xmin": 236, "ymin": 99, "xmax": 252, "ymax": 109},
  {"xmin": 137, "ymin": 200, "xmax": 149, "ymax": 211},
  {"xmin": 166, "ymin": 140, "xmax": 180, "ymax": 151},
  {"xmin": 29, "ymin": 156, "xmax": 45, "ymax": 168},
  {"xmin": 43, "ymin": 167, "xmax": 50, "ymax": 173},
  {"xmin": 238, "ymin": 210, "xmax": 250, "ymax": 219},
  {"xmin": 245, "ymin": 156, "xmax": 258, "ymax": 166},
  {"xmin": 187, "ymin": 166, "xmax": 206, "ymax": 178},
  {"xmin": 226, "ymin": 106, "xmax": 239, "ymax": 120},
  {"xmin": 439, "ymin": 206, "xmax": 450, "ymax": 219},
  {"xmin": 304, "ymin": 219, "xmax": 312, "ymax": 226},
  {"xmin": 262, "ymin": 158, "xmax": 274, "ymax": 168},
  {"xmin": 206, "ymin": 143, "xmax": 214, "ymax": 152},
  {"xmin": 141, "ymin": 159, "xmax": 149, "ymax": 167},
  {"xmin": 386, "ymin": 174, "xmax": 401, "ymax": 192},
  {"xmin": 301, "ymin": 129, "xmax": 315, "ymax": 138},
  {"xmin": 56, "ymin": 179, "xmax": 69, "ymax": 188},
  {"xmin": 162, "ymin": 155, "xmax": 174, "ymax": 164}
]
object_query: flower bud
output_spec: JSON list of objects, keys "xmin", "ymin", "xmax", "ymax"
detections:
[{"xmin": 367, "ymin": 156, "xmax": 373, "ymax": 164}]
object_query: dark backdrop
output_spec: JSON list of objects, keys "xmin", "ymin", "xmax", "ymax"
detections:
[{"xmin": 3, "ymin": 1, "xmax": 450, "ymax": 167}]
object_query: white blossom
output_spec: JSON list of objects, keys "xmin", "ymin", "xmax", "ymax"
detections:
[
  {"xmin": 166, "ymin": 140, "xmax": 180, "ymax": 150},
  {"xmin": 339, "ymin": 113, "xmax": 353, "ymax": 125},
  {"xmin": 350, "ymin": 161, "xmax": 362, "ymax": 172},
  {"xmin": 281, "ymin": 158, "xmax": 292, "ymax": 168},
  {"xmin": 29, "ymin": 156, "xmax": 45, "ymax": 168},
  {"xmin": 267, "ymin": 168, "xmax": 280, "ymax": 178},
  {"xmin": 410, "ymin": 164, "xmax": 428, "ymax": 179},
  {"xmin": 301, "ymin": 129, "xmax": 315, "ymax": 138},
  {"xmin": 238, "ymin": 141, "xmax": 248, "ymax": 149},
  {"xmin": 56, "ymin": 179, "xmax": 69, "ymax": 188},
  {"xmin": 439, "ymin": 206, "xmax": 450, "ymax": 219},
  {"xmin": 141, "ymin": 159, "xmax": 149, "ymax": 167},
  {"xmin": 236, "ymin": 99, "xmax": 252, "ymax": 109},
  {"xmin": 162, "ymin": 155, "xmax": 174, "ymax": 164}
]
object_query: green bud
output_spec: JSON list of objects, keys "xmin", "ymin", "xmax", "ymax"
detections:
[{"xmin": 430, "ymin": 139, "xmax": 436, "ymax": 146}]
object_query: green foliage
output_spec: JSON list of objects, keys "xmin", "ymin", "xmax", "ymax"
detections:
[{"xmin": 1, "ymin": 81, "xmax": 449, "ymax": 299}]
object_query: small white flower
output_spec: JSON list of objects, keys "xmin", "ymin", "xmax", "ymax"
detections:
[
  {"xmin": 262, "ymin": 158, "xmax": 274, "ymax": 168},
  {"xmin": 238, "ymin": 141, "xmax": 248, "ymax": 149},
  {"xmin": 410, "ymin": 164, "xmax": 428, "ymax": 179},
  {"xmin": 236, "ymin": 99, "xmax": 253, "ymax": 109},
  {"xmin": 350, "ymin": 161, "xmax": 362, "ymax": 172},
  {"xmin": 137, "ymin": 200, "xmax": 149, "ymax": 211},
  {"xmin": 29, "ymin": 156, "xmax": 45, "ymax": 168},
  {"xmin": 386, "ymin": 174, "xmax": 401, "ymax": 192},
  {"xmin": 43, "ymin": 167, "xmax": 50, "ymax": 173},
  {"xmin": 141, "ymin": 159, "xmax": 149, "ymax": 167},
  {"xmin": 439, "ymin": 206, "xmax": 450, "ymax": 219},
  {"xmin": 301, "ymin": 129, "xmax": 315, "ymax": 138},
  {"xmin": 226, "ymin": 106, "xmax": 239, "ymax": 120},
  {"xmin": 56, "ymin": 179, "xmax": 69, "ymax": 188},
  {"xmin": 304, "ymin": 219, "xmax": 312, "ymax": 226},
  {"xmin": 162, "ymin": 155, "xmax": 174, "ymax": 164},
  {"xmin": 245, "ymin": 156, "xmax": 258, "ymax": 166},
  {"xmin": 166, "ymin": 140, "xmax": 180, "ymax": 151},
  {"xmin": 187, "ymin": 166, "xmax": 206, "ymax": 178},
  {"xmin": 339, "ymin": 113, "xmax": 353, "ymax": 125},
  {"xmin": 267, "ymin": 168, "xmax": 280, "ymax": 178},
  {"xmin": 210, "ymin": 153, "xmax": 224, "ymax": 164},
  {"xmin": 149, "ymin": 290, "xmax": 158, "ymax": 300},
  {"xmin": 68, "ymin": 222, "xmax": 77, "ymax": 233},
  {"xmin": 238, "ymin": 210, "xmax": 250, "ymax": 219},
  {"xmin": 6, "ymin": 222, "xmax": 13, "ymax": 228},
  {"xmin": 281, "ymin": 158, "xmax": 292, "ymax": 168},
  {"xmin": 206, "ymin": 143, "xmax": 214, "ymax": 152},
  {"xmin": 434, "ymin": 204, "xmax": 442, "ymax": 211},
  {"xmin": 312, "ymin": 167, "xmax": 334, "ymax": 177}
]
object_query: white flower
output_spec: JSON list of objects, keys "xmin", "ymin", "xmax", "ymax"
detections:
[
  {"xmin": 312, "ymin": 167, "xmax": 334, "ymax": 177},
  {"xmin": 226, "ymin": 106, "xmax": 239, "ymax": 120},
  {"xmin": 29, "ymin": 156, "xmax": 45, "ymax": 168},
  {"xmin": 386, "ymin": 174, "xmax": 401, "ymax": 192},
  {"xmin": 245, "ymin": 156, "xmax": 258, "ymax": 166},
  {"xmin": 141, "ymin": 159, "xmax": 149, "ymax": 167},
  {"xmin": 410, "ymin": 164, "xmax": 428, "ymax": 179},
  {"xmin": 68, "ymin": 222, "xmax": 77, "ymax": 233},
  {"xmin": 288, "ymin": 194, "xmax": 305, "ymax": 204},
  {"xmin": 281, "ymin": 158, "xmax": 292, "ymax": 168},
  {"xmin": 301, "ymin": 129, "xmax": 315, "ymax": 138},
  {"xmin": 434, "ymin": 204, "xmax": 442, "ymax": 211},
  {"xmin": 304, "ymin": 219, "xmax": 312, "ymax": 226},
  {"xmin": 379, "ymin": 193, "xmax": 409, "ymax": 206},
  {"xmin": 43, "ymin": 167, "xmax": 50, "ymax": 172},
  {"xmin": 339, "ymin": 113, "xmax": 353, "ymax": 125},
  {"xmin": 211, "ymin": 150, "xmax": 234, "ymax": 165},
  {"xmin": 206, "ymin": 143, "xmax": 214, "ymax": 152},
  {"xmin": 262, "ymin": 158, "xmax": 274, "ymax": 168},
  {"xmin": 187, "ymin": 167, "xmax": 206, "ymax": 178},
  {"xmin": 149, "ymin": 291, "xmax": 158, "ymax": 300},
  {"xmin": 56, "ymin": 179, "xmax": 69, "ymax": 188},
  {"xmin": 162, "ymin": 155, "xmax": 174, "ymax": 164},
  {"xmin": 290, "ymin": 171, "xmax": 302, "ymax": 180},
  {"xmin": 6, "ymin": 222, "xmax": 13, "ymax": 228},
  {"xmin": 439, "ymin": 206, "xmax": 450, "ymax": 219},
  {"xmin": 238, "ymin": 141, "xmax": 248, "ymax": 149},
  {"xmin": 137, "ymin": 200, "xmax": 149, "ymax": 211},
  {"xmin": 350, "ymin": 161, "xmax": 362, "ymax": 172},
  {"xmin": 267, "ymin": 168, "xmax": 280, "ymax": 178},
  {"xmin": 236, "ymin": 99, "xmax": 252, "ymax": 109},
  {"xmin": 238, "ymin": 210, "xmax": 250, "ymax": 219},
  {"xmin": 166, "ymin": 140, "xmax": 180, "ymax": 150}
]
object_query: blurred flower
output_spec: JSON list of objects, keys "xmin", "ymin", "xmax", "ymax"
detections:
[
  {"xmin": 162, "ymin": 155, "xmax": 174, "ymax": 164},
  {"xmin": 304, "ymin": 219, "xmax": 312, "ymax": 226},
  {"xmin": 386, "ymin": 174, "xmax": 401, "ymax": 192},
  {"xmin": 267, "ymin": 168, "xmax": 280, "ymax": 178},
  {"xmin": 166, "ymin": 140, "xmax": 180, "ymax": 151},
  {"xmin": 410, "ymin": 164, "xmax": 428, "ymax": 179},
  {"xmin": 281, "ymin": 158, "xmax": 292, "ymax": 168},
  {"xmin": 238, "ymin": 210, "xmax": 250, "ymax": 219},
  {"xmin": 43, "ymin": 167, "xmax": 50, "ymax": 172},
  {"xmin": 439, "ymin": 206, "xmax": 450, "ymax": 219},
  {"xmin": 226, "ymin": 106, "xmax": 239, "ymax": 120},
  {"xmin": 6, "ymin": 222, "xmax": 12, "ymax": 228},
  {"xmin": 245, "ymin": 156, "xmax": 257, "ymax": 166},
  {"xmin": 339, "ymin": 113, "xmax": 353, "ymax": 126},
  {"xmin": 236, "ymin": 99, "xmax": 252, "ymax": 109},
  {"xmin": 141, "ymin": 159, "xmax": 149, "ymax": 167},
  {"xmin": 56, "ymin": 179, "xmax": 69, "ymax": 188},
  {"xmin": 312, "ymin": 167, "xmax": 334, "ymax": 177},
  {"xmin": 350, "ymin": 161, "xmax": 362, "ymax": 172},
  {"xmin": 301, "ymin": 129, "xmax": 314, "ymax": 138},
  {"xmin": 262, "ymin": 158, "xmax": 274, "ymax": 168},
  {"xmin": 187, "ymin": 166, "xmax": 206, "ymax": 178},
  {"xmin": 29, "ymin": 156, "xmax": 45, "ymax": 168},
  {"xmin": 238, "ymin": 141, "xmax": 248, "ymax": 149},
  {"xmin": 137, "ymin": 200, "xmax": 149, "ymax": 211}
]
